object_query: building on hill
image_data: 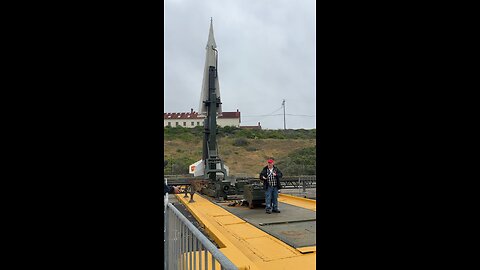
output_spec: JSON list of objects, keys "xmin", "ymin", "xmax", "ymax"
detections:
[
  {"xmin": 164, "ymin": 108, "xmax": 241, "ymax": 128},
  {"xmin": 240, "ymin": 122, "xmax": 262, "ymax": 130}
]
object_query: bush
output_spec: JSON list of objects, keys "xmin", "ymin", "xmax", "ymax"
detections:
[
  {"xmin": 276, "ymin": 146, "xmax": 316, "ymax": 175},
  {"xmin": 233, "ymin": 138, "xmax": 249, "ymax": 146},
  {"xmin": 164, "ymin": 126, "xmax": 316, "ymax": 140},
  {"xmin": 164, "ymin": 156, "xmax": 196, "ymax": 175}
]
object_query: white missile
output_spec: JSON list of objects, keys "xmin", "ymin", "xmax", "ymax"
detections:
[
  {"xmin": 191, "ymin": 159, "xmax": 228, "ymax": 177},
  {"xmin": 198, "ymin": 18, "xmax": 222, "ymax": 116}
]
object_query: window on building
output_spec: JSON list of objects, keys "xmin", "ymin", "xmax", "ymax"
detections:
[
  {"xmin": 183, "ymin": 122, "xmax": 186, "ymax": 126},
  {"xmin": 191, "ymin": 122, "xmax": 194, "ymax": 126},
  {"xmin": 176, "ymin": 122, "xmax": 178, "ymax": 126},
  {"xmin": 168, "ymin": 122, "xmax": 171, "ymax": 126},
  {"xmin": 197, "ymin": 122, "xmax": 200, "ymax": 126}
]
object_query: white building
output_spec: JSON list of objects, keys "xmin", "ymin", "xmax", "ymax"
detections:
[{"xmin": 164, "ymin": 108, "xmax": 241, "ymax": 128}]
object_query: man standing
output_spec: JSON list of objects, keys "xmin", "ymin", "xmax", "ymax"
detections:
[{"xmin": 260, "ymin": 159, "xmax": 283, "ymax": 214}]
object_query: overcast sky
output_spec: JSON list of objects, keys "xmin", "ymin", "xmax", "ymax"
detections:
[{"xmin": 164, "ymin": 0, "xmax": 316, "ymax": 130}]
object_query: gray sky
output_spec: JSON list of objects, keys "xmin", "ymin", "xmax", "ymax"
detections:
[{"xmin": 164, "ymin": 0, "xmax": 316, "ymax": 130}]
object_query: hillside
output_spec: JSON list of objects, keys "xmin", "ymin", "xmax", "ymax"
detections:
[{"xmin": 164, "ymin": 127, "xmax": 316, "ymax": 177}]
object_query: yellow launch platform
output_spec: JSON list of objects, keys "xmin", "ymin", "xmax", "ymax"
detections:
[{"xmin": 175, "ymin": 193, "xmax": 316, "ymax": 270}]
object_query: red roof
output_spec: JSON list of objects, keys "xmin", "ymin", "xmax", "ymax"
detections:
[
  {"xmin": 219, "ymin": 111, "xmax": 241, "ymax": 119},
  {"xmin": 240, "ymin": 125, "xmax": 262, "ymax": 129},
  {"xmin": 240, "ymin": 122, "xmax": 261, "ymax": 129},
  {"xmin": 164, "ymin": 110, "xmax": 240, "ymax": 120},
  {"xmin": 164, "ymin": 112, "xmax": 204, "ymax": 119}
]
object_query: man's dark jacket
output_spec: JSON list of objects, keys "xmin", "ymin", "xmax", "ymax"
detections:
[{"xmin": 259, "ymin": 165, "xmax": 283, "ymax": 190}]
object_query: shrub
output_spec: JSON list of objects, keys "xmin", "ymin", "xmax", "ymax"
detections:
[
  {"xmin": 164, "ymin": 126, "xmax": 316, "ymax": 140},
  {"xmin": 164, "ymin": 156, "xmax": 196, "ymax": 175},
  {"xmin": 276, "ymin": 146, "xmax": 316, "ymax": 175},
  {"xmin": 233, "ymin": 138, "xmax": 249, "ymax": 146}
]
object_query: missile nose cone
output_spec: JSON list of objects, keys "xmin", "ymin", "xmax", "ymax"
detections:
[
  {"xmin": 206, "ymin": 18, "xmax": 217, "ymax": 49},
  {"xmin": 199, "ymin": 19, "xmax": 222, "ymax": 115}
]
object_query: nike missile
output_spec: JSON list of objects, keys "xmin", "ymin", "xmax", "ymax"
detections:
[{"xmin": 198, "ymin": 19, "xmax": 222, "ymax": 116}]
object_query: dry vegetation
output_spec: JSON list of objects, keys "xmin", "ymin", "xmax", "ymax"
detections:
[{"xmin": 164, "ymin": 138, "xmax": 316, "ymax": 177}]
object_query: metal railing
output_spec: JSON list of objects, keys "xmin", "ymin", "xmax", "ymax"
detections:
[
  {"xmin": 165, "ymin": 175, "xmax": 316, "ymax": 187},
  {"xmin": 280, "ymin": 175, "xmax": 316, "ymax": 190},
  {"xmin": 164, "ymin": 200, "xmax": 238, "ymax": 270}
]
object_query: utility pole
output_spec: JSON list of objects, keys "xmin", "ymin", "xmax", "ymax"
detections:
[{"xmin": 282, "ymin": 99, "xmax": 286, "ymax": 130}]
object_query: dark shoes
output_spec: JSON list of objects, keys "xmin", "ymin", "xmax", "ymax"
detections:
[
  {"xmin": 272, "ymin": 209, "xmax": 281, "ymax": 213},
  {"xmin": 266, "ymin": 210, "xmax": 272, "ymax": 214}
]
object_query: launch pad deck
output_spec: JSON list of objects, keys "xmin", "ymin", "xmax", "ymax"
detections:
[
  {"xmin": 175, "ymin": 192, "xmax": 316, "ymax": 270},
  {"xmin": 215, "ymin": 200, "xmax": 316, "ymax": 248}
]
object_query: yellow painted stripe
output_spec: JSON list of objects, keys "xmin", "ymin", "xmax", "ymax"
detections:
[
  {"xmin": 175, "ymin": 193, "xmax": 316, "ymax": 270},
  {"xmin": 278, "ymin": 193, "xmax": 316, "ymax": 211}
]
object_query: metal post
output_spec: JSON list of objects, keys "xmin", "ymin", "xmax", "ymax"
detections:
[
  {"xmin": 168, "ymin": 210, "xmax": 171, "ymax": 269},
  {"xmin": 182, "ymin": 224, "xmax": 185, "ymax": 270},
  {"xmin": 188, "ymin": 228, "xmax": 191, "ymax": 270},
  {"xmin": 199, "ymin": 242, "xmax": 202, "ymax": 270},
  {"xmin": 205, "ymin": 245, "xmax": 208, "ymax": 270},
  {"xmin": 298, "ymin": 176, "xmax": 301, "ymax": 195},
  {"xmin": 164, "ymin": 197, "xmax": 168, "ymax": 270},
  {"xmin": 303, "ymin": 177, "xmax": 306, "ymax": 192},
  {"xmin": 183, "ymin": 226, "xmax": 186, "ymax": 269},
  {"xmin": 171, "ymin": 210, "xmax": 175, "ymax": 269},
  {"xmin": 175, "ymin": 214, "xmax": 179, "ymax": 270},
  {"xmin": 190, "ymin": 230, "xmax": 193, "ymax": 269},
  {"xmin": 194, "ymin": 238, "xmax": 197, "ymax": 270},
  {"xmin": 173, "ymin": 213, "xmax": 176, "ymax": 270}
]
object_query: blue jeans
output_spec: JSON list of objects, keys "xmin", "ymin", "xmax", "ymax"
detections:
[{"xmin": 265, "ymin": 186, "xmax": 279, "ymax": 212}]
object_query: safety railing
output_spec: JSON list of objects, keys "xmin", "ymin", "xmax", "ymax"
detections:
[{"xmin": 164, "ymin": 200, "xmax": 238, "ymax": 270}]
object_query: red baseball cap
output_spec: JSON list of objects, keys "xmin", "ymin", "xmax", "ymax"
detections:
[{"xmin": 267, "ymin": 159, "xmax": 274, "ymax": 163}]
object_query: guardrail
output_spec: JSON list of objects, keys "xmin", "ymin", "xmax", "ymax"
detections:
[
  {"xmin": 280, "ymin": 176, "xmax": 316, "ymax": 190},
  {"xmin": 164, "ymin": 199, "xmax": 238, "ymax": 270},
  {"xmin": 165, "ymin": 175, "xmax": 316, "ymax": 190}
]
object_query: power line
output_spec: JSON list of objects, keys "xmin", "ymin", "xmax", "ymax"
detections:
[
  {"xmin": 242, "ymin": 114, "xmax": 280, "ymax": 117},
  {"xmin": 284, "ymin": 114, "xmax": 316, "ymax": 117},
  {"xmin": 242, "ymin": 105, "xmax": 283, "ymax": 117},
  {"xmin": 266, "ymin": 106, "xmax": 284, "ymax": 115},
  {"xmin": 241, "ymin": 114, "xmax": 315, "ymax": 125},
  {"xmin": 243, "ymin": 114, "xmax": 315, "ymax": 117}
]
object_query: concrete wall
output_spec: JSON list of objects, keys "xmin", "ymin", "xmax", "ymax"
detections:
[
  {"xmin": 164, "ymin": 119, "xmax": 203, "ymax": 128},
  {"xmin": 217, "ymin": 118, "xmax": 240, "ymax": 127}
]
